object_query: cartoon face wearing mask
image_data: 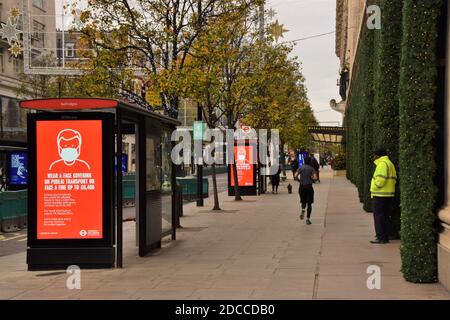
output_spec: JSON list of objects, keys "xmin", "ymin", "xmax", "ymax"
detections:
[
  {"xmin": 58, "ymin": 129, "xmax": 81, "ymax": 163},
  {"xmin": 49, "ymin": 129, "xmax": 91, "ymax": 171},
  {"xmin": 237, "ymin": 148, "xmax": 246, "ymax": 162}
]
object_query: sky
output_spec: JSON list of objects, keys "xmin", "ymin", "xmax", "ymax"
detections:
[{"xmin": 268, "ymin": 0, "xmax": 342, "ymax": 126}]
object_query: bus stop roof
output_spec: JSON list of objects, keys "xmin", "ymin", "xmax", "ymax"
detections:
[{"xmin": 19, "ymin": 98, "xmax": 180, "ymax": 126}]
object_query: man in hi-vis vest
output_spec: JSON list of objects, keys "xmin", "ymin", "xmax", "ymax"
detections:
[{"xmin": 370, "ymin": 148, "xmax": 397, "ymax": 244}]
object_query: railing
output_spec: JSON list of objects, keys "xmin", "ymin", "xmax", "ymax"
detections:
[{"xmin": 0, "ymin": 190, "xmax": 27, "ymax": 233}]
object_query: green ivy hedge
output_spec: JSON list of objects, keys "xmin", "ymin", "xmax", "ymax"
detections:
[
  {"xmin": 345, "ymin": 19, "xmax": 375, "ymax": 212},
  {"xmin": 373, "ymin": 0, "xmax": 403, "ymax": 237},
  {"xmin": 345, "ymin": 0, "xmax": 443, "ymax": 283},
  {"xmin": 398, "ymin": 0, "xmax": 443, "ymax": 283},
  {"xmin": 331, "ymin": 154, "xmax": 346, "ymax": 171}
]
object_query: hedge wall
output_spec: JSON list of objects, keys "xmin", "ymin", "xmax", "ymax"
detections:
[
  {"xmin": 373, "ymin": 0, "xmax": 404, "ymax": 237},
  {"xmin": 345, "ymin": 14, "xmax": 375, "ymax": 212},
  {"xmin": 345, "ymin": 0, "xmax": 443, "ymax": 282},
  {"xmin": 399, "ymin": 0, "xmax": 443, "ymax": 283}
]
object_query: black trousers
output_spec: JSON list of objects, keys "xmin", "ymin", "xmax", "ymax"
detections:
[
  {"xmin": 373, "ymin": 197, "xmax": 392, "ymax": 241},
  {"xmin": 299, "ymin": 185, "xmax": 314, "ymax": 218}
]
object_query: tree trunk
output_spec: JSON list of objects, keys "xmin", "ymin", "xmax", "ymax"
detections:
[{"xmin": 211, "ymin": 163, "xmax": 221, "ymax": 210}]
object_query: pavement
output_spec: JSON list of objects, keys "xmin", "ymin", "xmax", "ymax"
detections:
[
  {"xmin": 0, "ymin": 230, "xmax": 27, "ymax": 257},
  {"xmin": 0, "ymin": 168, "xmax": 449, "ymax": 300}
]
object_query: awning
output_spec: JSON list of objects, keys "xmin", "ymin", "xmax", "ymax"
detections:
[{"xmin": 308, "ymin": 126, "xmax": 346, "ymax": 144}]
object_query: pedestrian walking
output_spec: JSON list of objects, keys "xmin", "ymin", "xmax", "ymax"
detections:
[
  {"xmin": 271, "ymin": 166, "xmax": 281, "ymax": 194},
  {"xmin": 295, "ymin": 157, "xmax": 318, "ymax": 225},
  {"xmin": 320, "ymin": 155, "xmax": 326, "ymax": 169},
  {"xmin": 370, "ymin": 148, "xmax": 397, "ymax": 244},
  {"xmin": 310, "ymin": 153, "xmax": 320, "ymax": 183},
  {"xmin": 288, "ymin": 153, "xmax": 299, "ymax": 180}
]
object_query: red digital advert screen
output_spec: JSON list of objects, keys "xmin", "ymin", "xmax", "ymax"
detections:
[
  {"xmin": 230, "ymin": 145, "xmax": 255, "ymax": 187},
  {"xmin": 36, "ymin": 120, "xmax": 103, "ymax": 240}
]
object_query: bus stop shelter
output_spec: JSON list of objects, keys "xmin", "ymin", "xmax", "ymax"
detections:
[{"xmin": 20, "ymin": 98, "xmax": 180, "ymax": 270}]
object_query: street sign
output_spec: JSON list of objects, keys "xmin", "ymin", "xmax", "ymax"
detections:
[
  {"xmin": 193, "ymin": 121, "xmax": 206, "ymax": 140},
  {"xmin": 235, "ymin": 125, "xmax": 257, "ymax": 140}
]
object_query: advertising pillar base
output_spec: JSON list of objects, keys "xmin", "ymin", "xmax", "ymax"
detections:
[{"xmin": 27, "ymin": 247, "xmax": 115, "ymax": 270}]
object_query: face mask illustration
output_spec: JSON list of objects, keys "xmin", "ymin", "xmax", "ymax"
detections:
[
  {"xmin": 49, "ymin": 129, "xmax": 91, "ymax": 171},
  {"xmin": 60, "ymin": 147, "xmax": 80, "ymax": 162},
  {"xmin": 237, "ymin": 150, "xmax": 246, "ymax": 161}
]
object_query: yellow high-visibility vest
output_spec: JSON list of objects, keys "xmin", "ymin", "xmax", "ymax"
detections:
[{"xmin": 370, "ymin": 156, "xmax": 397, "ymax": 198}]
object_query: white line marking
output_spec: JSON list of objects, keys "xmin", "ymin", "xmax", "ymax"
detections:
[{"xmin": 2, "ymin": 235, "xmax": 27, "ymax": 241}]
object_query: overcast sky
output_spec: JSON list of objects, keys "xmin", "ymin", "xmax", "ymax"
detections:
[{"xmin": 268, "ymin": 0, "xmax": 342, "ymax": 126}]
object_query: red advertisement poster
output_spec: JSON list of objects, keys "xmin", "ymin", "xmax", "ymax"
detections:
[
  {"xmin": 36, "ymin": 120, "xmax": 103, "ymax": 239},
  {"xmin": 230, "ymin": 145, "xmax": 254, "ymax": 187}
]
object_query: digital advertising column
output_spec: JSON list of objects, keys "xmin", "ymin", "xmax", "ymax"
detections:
[
  {"xmin": 228, "ymin": 143, "xmax": 257, "ymax": 196},
  {"xmin": 230, "ymin": 145, "xmax": 255, "ymax": 187}
]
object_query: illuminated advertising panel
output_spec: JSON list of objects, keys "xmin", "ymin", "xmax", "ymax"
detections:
[
  {"xmin": 36, "ymin": 120, "xmax": 103, "ymax": 240},
  {"xmin": 298, "ymin": 151, "xmax": 308, "ymax": 168},
  {"xmin": 9, "ymin": 152, "xmax": 28, "ymax": 185},
  {"xmin": 230, "ymin": 145, "xmax": 255, "ymax": 187},
  {"xmin": 115, "ymin": 153, "xmax": 128, "ymax": 174}
]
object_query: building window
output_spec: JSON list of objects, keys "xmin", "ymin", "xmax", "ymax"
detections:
[
  {"xmin": 33, "ymin": 20, "xmax": 45, "ymax": 45},
  {"xmin": 0, "ymin": 48, "xmax": 4, "ymax": 73},
  {"xmin": 13, "ymin": 56, "xmax": 23, "ymax": 74},
  {"xmin": 33, "ymin": 0, "xmax": 44, "ymax": 10},
  {"xmin": 65, "ymin": 43, "xmax": 75, "ymax": 58},
  {"xmin": 16, "ymin": 15, "xmax": 23, "ymax": 31}
]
